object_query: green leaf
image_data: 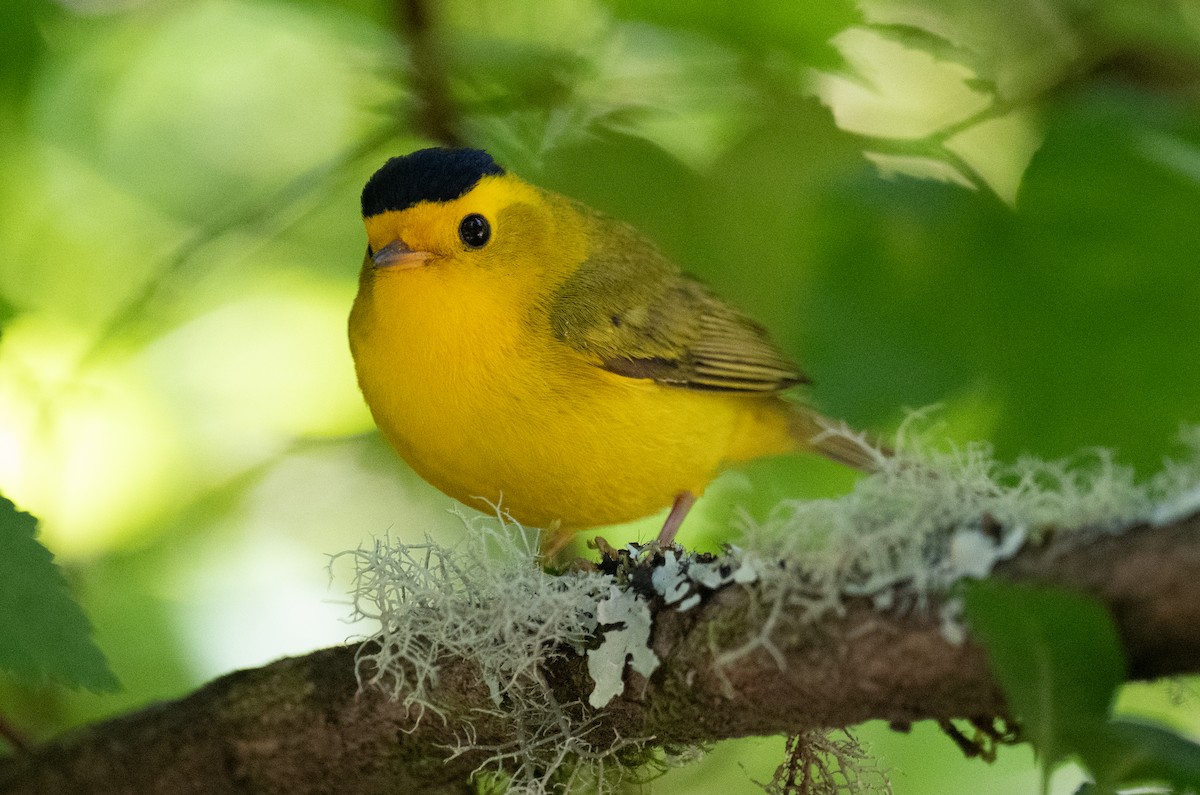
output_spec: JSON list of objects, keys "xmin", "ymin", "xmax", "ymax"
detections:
[
  {"xmin": 1087, "ymin": 718, "xmax": 1200, "ymax": 793},
  {"xmin": 801, "ymin": 87, "xmax": 1200, "ymax": 470},
  {"xmin": 868, "ymin": 23, "xmax": 999, "ymax": 91},
  {"xmin": 962, "ymin": 580, "xmax": 1126, "ymax": 771},
  {"xmin": 963, "ymin": 581, "xmax": 1200, "ymax": 794},
  {"xmin": 0, "ymin": 496, "xmax": 120, "ymax": 692}
]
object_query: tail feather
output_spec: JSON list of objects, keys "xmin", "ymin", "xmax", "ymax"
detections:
[{"xmin": 790, "ymin": 409, "xmax": 891, "ymax": 472}]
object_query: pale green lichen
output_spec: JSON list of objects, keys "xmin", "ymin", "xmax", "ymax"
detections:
[
  {"xmin": 723, "ymin": 419, "xmax": 1200, "ymax": 659},
  {"xmin": 650, "ymin": 547, "xmax": 759, "ymax": 612},
  {"xmin": 337, "ymin": 520, "xmax": 605, "ymax": 719},
  {"xmin": 337, "ymin": 422, "xmax": 1200, "ymax": 794},
  {"xmin": 336, "ymin": 513, "xmax": 658, "ymax": 792},
  {"xmin": 587, "ymin": 585, "xmax": 658, "ymax": 708}
]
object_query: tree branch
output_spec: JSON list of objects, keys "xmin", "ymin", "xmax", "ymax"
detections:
[
  {"xmin": 396, "ymin": 0, "xmax": 463, "ymax": 147},
  {"xmin": 2, "ymin": 513, "xmax": 1198, "ymax": 794}
]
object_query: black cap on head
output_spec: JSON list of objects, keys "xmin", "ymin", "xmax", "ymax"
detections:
[{"xmin": 361, "ymin": 147, "xmax": 505, "ymax": 218}]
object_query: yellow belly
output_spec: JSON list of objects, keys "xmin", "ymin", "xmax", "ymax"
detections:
[{"xmin": 350, "ymin": 267, "xmax": 796, "ymax": 529}]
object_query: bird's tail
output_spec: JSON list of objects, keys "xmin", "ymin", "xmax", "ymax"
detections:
[{"xmin": 790, "ymin": 408, "xmax": 891, "ymax": 473}]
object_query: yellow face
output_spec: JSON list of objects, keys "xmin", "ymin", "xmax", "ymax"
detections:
[{"xmin": 360, "ymin": 174, "xmax": 586, "ymax": 305}]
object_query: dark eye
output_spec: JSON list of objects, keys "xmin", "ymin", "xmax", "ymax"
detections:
[{"xmin": 459, "ymin": 214, "xmax": 491, "ymax": 248}]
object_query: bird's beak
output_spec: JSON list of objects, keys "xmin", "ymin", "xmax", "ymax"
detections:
[{"xmin": 371, "ymin": 239, "xmax": 434, "ymax": 269}]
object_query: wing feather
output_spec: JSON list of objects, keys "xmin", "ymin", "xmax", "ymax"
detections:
[{"xmin": 548, "ymin": 206, "xmax": 807, "ymax": 394}]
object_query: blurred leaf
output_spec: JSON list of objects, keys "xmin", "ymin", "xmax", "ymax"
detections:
[
  {"xmin": 864, "ymin": 0, "xmax": 1083, "ymax": 104},
  {"xmin": 0, "ymin": 0, "xmax": 55, "ymax": 105},
  {"xmin": 0, "ymin": 496, "xmax": 119, "ymax": 693},
  {"xmin": 538, "ymin": 130, "xmax": 704, "ymax": 246},
  {"xmin": 450, "ymin": 35, "xmax": 585, "ymax": 110},
  {"xmin": 998, "ymin": 88, "xmax": 1200, "ymax": 467},
  {"xmin": 867, "ymin": 23, "xmax": 1000, "ymax": 96},
  {"xmin": 693, "ymin": 99, "xmax": 869, "ymax": 351},
  {"xmin": 794, "ymin": 174, "xmax": 1003, "ymax": 428},
  {"xmin": 961, "ymin": 580, "xmax": 1200, "ymax": 793},
  {"xmin": 1074, "ymin": 0, "xmax": 1200, "ymax": 69},
  {"xmin": 962, "ymin": 580, "xmax": 1125, "ymax": 773},
  {"xmin": 801, "ymin": 85, "xmax": 1200, "ymax": 464},
  {"xmin": 606, "ymin": 0, "xmax": 860, "ymax": 68},
  {"xmin": 1086, "ymin": 718, "xmax": 1200, "ymax": 792}
]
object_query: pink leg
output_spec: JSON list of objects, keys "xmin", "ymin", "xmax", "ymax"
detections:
[{"xmin": 656, "ymin": 491, "xmax": 696, "ymax": 547}]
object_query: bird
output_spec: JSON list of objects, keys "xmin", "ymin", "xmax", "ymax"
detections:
[{"xmin": 348, "ymin": 147, "xmax": 881, "ymax": 554}]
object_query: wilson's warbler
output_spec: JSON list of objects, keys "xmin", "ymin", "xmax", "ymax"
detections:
[{"xmin": 349, "ymin": 147, "xmax": 879, "ymax": 551}]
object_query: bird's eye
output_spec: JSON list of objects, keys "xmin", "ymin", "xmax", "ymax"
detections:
[{"xmin": 459, "ymin": 214, "xmax": 491, "ymax": 248}]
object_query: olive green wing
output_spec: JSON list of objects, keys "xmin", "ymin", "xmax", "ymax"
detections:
[{"xmin": 548, "ymin": 209, "xmax": 808, "ymax": 393}]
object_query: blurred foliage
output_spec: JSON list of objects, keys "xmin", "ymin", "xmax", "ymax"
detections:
[
  {"xmin": 0, "ymin": 0, "xmax": 1198, "ymax": 791},
  {"xmin": 965, "ymin": 580, "xmax": 1200, "ymax": 793},
  {"xmin": 965, "ymin": 582, "xmax": 1126, "ymax": 778}
]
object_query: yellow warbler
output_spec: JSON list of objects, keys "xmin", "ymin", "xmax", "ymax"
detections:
[{"xmin": 349, "ymin": 148, "xmax": 879, "ymax": 551}]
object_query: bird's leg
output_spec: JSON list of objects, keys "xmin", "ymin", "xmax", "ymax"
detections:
[{"xmin": 656, "ymin": 491, "xmax": 696, "ymax": 547}]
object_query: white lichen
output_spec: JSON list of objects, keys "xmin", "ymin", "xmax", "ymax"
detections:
[
  {"xmin": 588, "ymin": 585, "xmax": 658, "ymax": 708},
  {"xmin": 1149, "ymin": 427, "xmax": 1200, "ymax": 525},
  {"xmin": 734, "ymin": 419, "xmax": 1200, "ymax": 649},
  {"xmin": 336, "ymin": 421, "xmax": 1200, "ymax": 793},
  {"xmin": 649, "ymin": 547, "xmax": 760, "ymax": 613},
  {"xmin": 649, "ymin": 549, "xmax": 689, "ymax": 606},
  {"xmin": 335, "ymin": 512, "xmax": 658, "ymax": 792}
]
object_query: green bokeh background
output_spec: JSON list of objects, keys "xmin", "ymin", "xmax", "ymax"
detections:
[{"xmin": 1, "ymin": 0, "xmax": 1198, "ymax": 791}]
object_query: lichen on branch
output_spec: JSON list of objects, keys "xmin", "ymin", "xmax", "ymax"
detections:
[
  {"xmin": 4, "ymin": 424, "xmax": 1200, "ymax": 793},
  {"xmin": 332, "ymin": 423, "xmax": 1200, "ymax": 793}
]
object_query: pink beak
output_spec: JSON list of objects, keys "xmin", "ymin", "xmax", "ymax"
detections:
[{"xmin": 371, "ymin": 239, "xmax": 434, "ymax": 269}]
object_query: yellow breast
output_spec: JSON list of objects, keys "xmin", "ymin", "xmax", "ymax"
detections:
[{"xmin": 349, "ymin": 259, "xmax": 795, "ymax": 529}]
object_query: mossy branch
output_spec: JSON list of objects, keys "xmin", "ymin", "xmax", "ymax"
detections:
[{"xmin": 2, "ymin": 511, "xmax": 1198, "ymax": 794}]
